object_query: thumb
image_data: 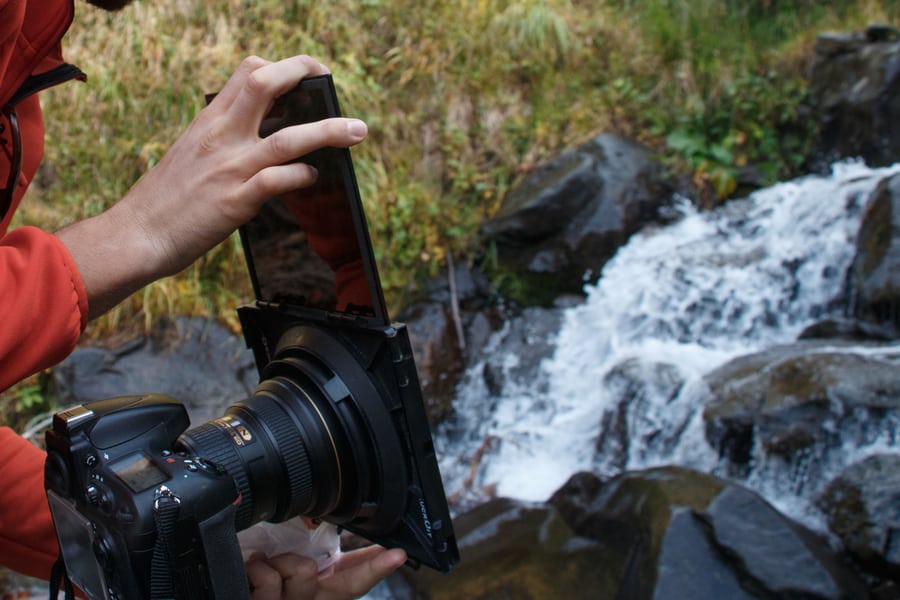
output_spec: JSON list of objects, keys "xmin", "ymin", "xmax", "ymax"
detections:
[{"xmin": 318, "ymin": 547, "xmax": 407, "ymax": 599}]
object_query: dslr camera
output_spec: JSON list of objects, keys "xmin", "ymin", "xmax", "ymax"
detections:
[{"xmin": 44, "ymin": 75, "xmax": 460, "ymax": 600}]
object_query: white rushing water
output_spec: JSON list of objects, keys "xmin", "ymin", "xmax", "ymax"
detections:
[{"xmin": 437, "ymin": 161, "xmax": 900, "ymax": 528}]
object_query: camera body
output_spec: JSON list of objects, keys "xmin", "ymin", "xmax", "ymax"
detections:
[{"xmin": 44, "ymin": 395, "xmax": 249, "ymax": 600}]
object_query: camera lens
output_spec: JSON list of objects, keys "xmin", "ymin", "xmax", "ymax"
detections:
[{"xmin": 175, "ymin": 325, "xmax": 406, "ymax": 534}]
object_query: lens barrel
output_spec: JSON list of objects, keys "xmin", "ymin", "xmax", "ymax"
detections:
[{"xmin": 176, "ymin": 325, "xmax": 405, "ymax": 534}]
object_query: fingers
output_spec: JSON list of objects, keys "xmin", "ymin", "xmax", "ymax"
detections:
[
  {"xmin": 247, "ymin": 553, "xmax": 319, "ymax": 600},
  {"xmin": 328, "ymin": 544, "xmax": 388, "ymax": 571},
  {"xmin": 245, "ymin": 547, "xmax": 406, "ymax": 600},
  {"xmin": 243, "ymin": 162, "xmax": 320, "ymax": 202},
  {"xmin": 207, "ymin": 55, "xmax": 271, "ymax": 112},
  {"xmin": 263, "ymin": 119, "xmax": 368, "ymax": 165},
  {"xmin": 317, "ymin": 547, "xmax": 408, "ymax": 600},
  {"xmin": 241, "ymin": 119, "xmax": 367, "ymax": 200},
  {"xmin": 228, "ymin": 55, "xmax": 329, "ymax": 132},
  {"xmin": 245, "ymin": 555, "xmax": 289, "ymax": 600},
  {"xmin": 206, "ymin": 54, "xmax": 367, "ymax": 202},
  {"xmin": 269, "ymin": 553, "xmax": 321, "ymax": 599},
  {"xmin": 107, "ymin": 53, "xmax": 364, "ymax": 284}
]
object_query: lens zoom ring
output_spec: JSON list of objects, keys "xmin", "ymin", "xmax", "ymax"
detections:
[
  {"xmin": 253, "ymin": 387, "xmax": 314, "ymax": 517},
  {"xmin": 183, "ymin": 422, "xmax": 255, "ymax": 528}
]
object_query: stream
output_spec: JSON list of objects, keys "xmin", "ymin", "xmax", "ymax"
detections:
[{"xmin": 435, "ymin": 160, "xmax": 900, "ymax": 533}]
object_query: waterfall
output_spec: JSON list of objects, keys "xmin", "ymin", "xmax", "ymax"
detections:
[{"xmin": 437, "ymin": 161, "xmax": 900, "ymax": 529}]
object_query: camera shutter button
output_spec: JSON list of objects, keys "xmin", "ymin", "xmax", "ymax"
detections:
[{"xmin": 86, "ymin": 485, "xmax": 101, "ymax": 504}]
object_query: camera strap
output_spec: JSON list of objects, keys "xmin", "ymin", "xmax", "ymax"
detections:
[
  {"xmin": 151, "ymin": 490, "xmax": 181, "ymax": 600},
  {"xmin": 48, "ymin": 554, "xmax": 75, "ymax": 600}
]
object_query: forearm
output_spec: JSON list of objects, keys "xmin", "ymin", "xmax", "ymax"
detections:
[{"xmin": 55, "ymin": 199, "xmax": 162, "ymax": 320}]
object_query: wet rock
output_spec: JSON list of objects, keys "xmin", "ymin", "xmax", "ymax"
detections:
[
  {"xmin": 52, "ymin": 317, "xmax": 257, "ymax": 425},
  {"xmin": 400, "ymin": 301, "xmax": 464, "ymax": 424},
  {"xmin": 702, "ymin": 341, "xmax": 900, "ymax": 478},
  {"xmin": 596, "ymin": 358, "xmax": 686, "ymax": 473},
  {"xmin": 479, "ymin": 307, "xmax": 564, "ymax": 397},
  {"xmin": 807, "ymin": 26, "xmax": 900, "ymax": 169},
  {"xmin": 547, "ymin": 467, "xmax": 867, "ymax": 599},
  {"xmin": 417, "ymin": 261, "xmax": 493, "ymax": 311},
  {"xmin": 481, "ymin": 133, "xmax": 673, "ymax": 303},
  {"xmin": 654, "ymin": 506, "xmax": 757, "ymax": 600},
  {"xmin": 699, "ymin": 342, "xmax": 820, "ymax": 468},
  {"xmin": 817, "ymin": 454, "xmax": 900, "ymax": 581},
  {"xmin": 705, "ymin": 485, "xmax": 869, "ymax": 599},
  {"xmin": 799, "ymin": 317, "xmax": 899, "ymax": 341},
  {"xmin": 397, "ymin": 263, "xmax": 508, "ymax": 424},
  {"xmin": 403, "ymin": 498, "xmax": 615, "ymax": 599},
  {"xmin": 848, "ymin": 173, "xmax": 900, "ymax": 334}
]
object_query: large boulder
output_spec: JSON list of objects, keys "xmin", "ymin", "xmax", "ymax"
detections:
[
  {"xmin": 807, "ymin": 25, "xmax": 900, "ymax": 169},
  {"xmin": 402, "ymin": 498, "xmax": 615, "ymax": 599},
  {"xmin": 406, "ymin": 468, "xmax": 869, "ymax": 599},
  {"xmin": 551, "ymin": 468, "xmax": 867, "ymax": 599},
  {"xmin": 481, "ymin": 133, "xmax": 672, "ymax": 304},
  {"xmin": 52, "ymin": 317, "xmax": 257, "ymax": 426},
  {"xmin": 702, "ymin": 341, "xmax": 900, "ymax": 476}
]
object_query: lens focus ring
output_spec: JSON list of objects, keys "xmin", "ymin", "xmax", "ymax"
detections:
[{"xmin": 246, "ymin": 381, "xmax": 317, "ymax": 519}]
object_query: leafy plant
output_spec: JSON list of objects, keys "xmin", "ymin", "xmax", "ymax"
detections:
[
  {"xmin": 0, "ymin": 373, "xmax": 57, "ymax": 434},
  {"xmin": 664, "ymin": 69, "xmax": 811, "ymax": 201}
]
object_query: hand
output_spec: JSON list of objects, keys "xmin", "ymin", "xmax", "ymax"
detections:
[
  {"xmin": 245, "ymin": 545, "xmax": 407, "ymax": 600},
  {"xmin": 56, "ymin": 55, "xmax": 369, "ymax": 319}
]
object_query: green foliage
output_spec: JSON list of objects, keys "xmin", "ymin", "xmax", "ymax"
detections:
[
  {"xmin": 12, "ymin": 383, "xmax": 45, "ymax": 414},
  {"xmin": 665, "ymin": 70, "xmax": 811, "ymax": 199},
  {"xmin": 13, "ymin": 0, "xmax": 900, "ymax": 329},
  {"xmin": 0, "ymin": 373, "xmax": 57, "ymax": 434},
  {"xmin": 609, "ymin": 0, "xmax": 896, "ymax": 201}
]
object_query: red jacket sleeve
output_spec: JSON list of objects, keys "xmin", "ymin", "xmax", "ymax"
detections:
[
  {"xmin": 0, "ymin": 227, "xmax": 86, "ymax": 579},
  {"xmin": 0, "ymin": 226, "xmax": 89, "ymax": 391},
  {"xmin": 0, "ymin": 426, "xmax": 58, "ymax": 580}
]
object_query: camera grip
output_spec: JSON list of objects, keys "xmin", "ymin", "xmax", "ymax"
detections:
[{"xmin": 196, "ymin": 505, "xmax": 250, "ymax": 599}]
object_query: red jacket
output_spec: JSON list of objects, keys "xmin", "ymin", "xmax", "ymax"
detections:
[{"xmin": 0, "ymin": 0, "xmax": 89, "ymax": 581}]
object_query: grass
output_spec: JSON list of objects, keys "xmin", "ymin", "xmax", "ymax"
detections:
[{"xmin": 10, "ymin": 0, "xmax": 900, "ymax": 350}]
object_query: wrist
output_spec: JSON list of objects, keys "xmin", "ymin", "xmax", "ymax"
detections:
[{"xmin": 55, "ymin": 200, "xmax": 163, "ymax": 320}]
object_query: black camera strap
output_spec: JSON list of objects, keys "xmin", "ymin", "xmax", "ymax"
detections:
[
  {"xmin": 49, "ymin": 554, "xmax": 75, "ymax": 600},
  {"xmin": 151, "ymin": 489, "xmax": 181, "ymax": 600}
]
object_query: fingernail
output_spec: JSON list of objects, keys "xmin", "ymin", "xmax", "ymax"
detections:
[{"xmin": 347, "ymin": 119, "xmax": 367, "ymax": 139}]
